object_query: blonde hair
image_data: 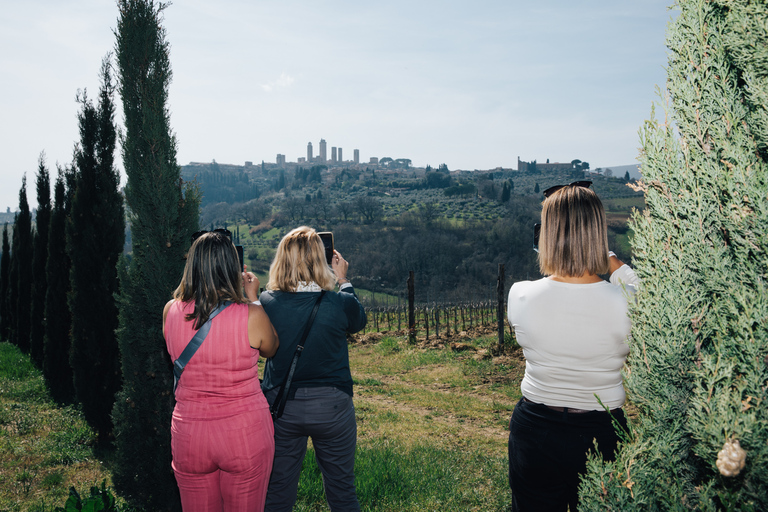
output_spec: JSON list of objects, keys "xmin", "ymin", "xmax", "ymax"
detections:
[
  {"xmin": 267, "ymin": 226, "xmax": 336, "ymax": 292},
  {"xmin": 173, "ymin": 231, "xmax": 247, "ymax": 329},
  {"xmin": 538, "ymin": 186, "xmax": 610, "ymax": 277}
]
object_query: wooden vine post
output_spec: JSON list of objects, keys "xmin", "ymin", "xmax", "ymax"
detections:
[
  {"xmin": 407, "ymin": 271, "xmax": 415, "ymax": 343},
  {"xmin": 497, "ymin": 263, "xmax": 505, "ymax": 347}
]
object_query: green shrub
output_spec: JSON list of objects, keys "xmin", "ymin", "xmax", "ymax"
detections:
[{"xmin": 54, "ymin": 481, "xmax": 118, "ymax": 512}]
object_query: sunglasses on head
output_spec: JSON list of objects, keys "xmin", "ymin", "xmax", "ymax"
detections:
[
  {"xmin": 542, "ymin": 180, "xmax": 592, "ymax": 198},
  {"xmin": 191, "ymin": 228, "xmax": 232, "ymax": 243}
]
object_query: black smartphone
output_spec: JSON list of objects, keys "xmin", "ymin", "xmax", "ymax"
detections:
[
  {"xmin": 318, "ymin": 232, "xmax": 334, "ymax": 265},
  {"xmin": 236, "ymin": 245, "xmax": 244, "ymax": 270},
  {"xmin": 533, "ymin": 223, "xmax": 541, "ymax": 253}
]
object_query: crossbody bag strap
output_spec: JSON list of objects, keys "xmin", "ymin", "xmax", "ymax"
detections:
[
  {"xmin": 173, "ymin": 301, "xmax": 232, "ymax": 394},
  {"xmin": 271, "ymin": 290, "xmax": 326, "ymax": 420}
]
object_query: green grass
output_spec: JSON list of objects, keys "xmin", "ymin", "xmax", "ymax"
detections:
[
  {"xmin": 0, "ymin": 332, "xmax": 523, "ymax": 511},
  {"xmin": 602, "ymin": 196, "xmax": 645, "ymax": 213},
  {"xmin": 0, "ymin": 343, "xmax": 118, "ymax": 511},
  {"xmin": 351, "ymin": 288, "xmax": 400, "ymax": 305},
  {"xmin": 293, "ymin": 442, "xmax": 510, "ymax": 511}
]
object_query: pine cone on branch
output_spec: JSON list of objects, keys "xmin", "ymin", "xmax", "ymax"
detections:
[{"xmin": 716, "ymin": 439, "xmax": 747, "ymax": 477}]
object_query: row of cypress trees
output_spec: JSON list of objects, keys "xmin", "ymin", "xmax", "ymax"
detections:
[
  {"xmin": 0, "ymin": 1, "xmax": 198, "ymax": 509},
  {"xmin": 0, "ymin": 57, "xmax": 125, "ymax": 444}
]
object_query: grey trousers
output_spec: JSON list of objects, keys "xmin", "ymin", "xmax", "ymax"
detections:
[{"xmin": 264, "ymin": 386, "xmax": 360, "ymax": 512}]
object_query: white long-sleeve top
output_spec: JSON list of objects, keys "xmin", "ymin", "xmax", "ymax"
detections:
[{"xmin": 507, "ymin": 265, "xmax": 638, "ymax": 410}]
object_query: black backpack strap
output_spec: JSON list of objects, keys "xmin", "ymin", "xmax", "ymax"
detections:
[
  {"xmin": 173, "ymin": 301, "xmax": 232, "ymax": 393},
  {"xmin": 270, "ymin": 290, "xmax": 326, "ymax": 420}
]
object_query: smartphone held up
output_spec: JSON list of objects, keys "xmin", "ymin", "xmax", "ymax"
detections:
[{"xmin": 318, "ymin": 232, "xmax": 334, "ymax": 265}]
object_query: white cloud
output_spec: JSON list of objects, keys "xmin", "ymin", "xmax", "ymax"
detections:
[{"xmin": 260, "ymin": 72, "xmax": 295, "ymax": 93}]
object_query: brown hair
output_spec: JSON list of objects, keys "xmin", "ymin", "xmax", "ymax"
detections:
[
  {"xmin": 173, "ymin": 231, "xmax": 247, "ymax": 329},
  {"xmin": 538, "ymin": 186, "xmax": 610, "ymax": 277},
  {"xmin": 267, "ymin": 226, "xmax": 336, "ymax": 292}
]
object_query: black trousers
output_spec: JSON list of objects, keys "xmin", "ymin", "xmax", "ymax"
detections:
[
  {"xmin": 508, "ymin": 397, "xmax": 627, "ymax": 512},
  {"xmin": 264, "ymin": 386, "xmax": 359, "ymax": 512}
]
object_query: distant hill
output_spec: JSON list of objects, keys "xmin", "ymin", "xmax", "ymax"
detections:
[
  {"xmin": 593, "ymin": 164, "xmax": 642, "ymax": 180},
  {"xmin": 0, "ymin": 212, "xmax": 16, "ymax": 225}
]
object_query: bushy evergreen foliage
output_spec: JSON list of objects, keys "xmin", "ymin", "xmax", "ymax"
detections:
[
  {"xmin": 0, "ymin": 224, "xmax": 10, "ymax": 341},
  {"xmin": 111, "ymin": 1, "xmax": 200, "ymax": 508},
  {"xmin": 68, "ymin": 59, "xmax": 124, "ymax": 444},
  {"xmin": 579, "ymin": 1, "xmax": 768, "ymax": 510},
  {"xmin": 30, "ymin": 154, "xmax": 51, "ymax": 368},
  {"xmin": 10, "ymin": 178, "xmax": 33, "ymax": 353},
  {"xmin": 44, "ymin": 169, "xmax": 75, "ymax": 404}
]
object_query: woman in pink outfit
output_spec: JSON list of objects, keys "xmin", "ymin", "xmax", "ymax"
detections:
[{"xmin": 163, "ymin": 230, "xmax": 279, "ymax": 511}]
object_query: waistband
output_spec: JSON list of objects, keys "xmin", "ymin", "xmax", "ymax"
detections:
[{"xmin": 523, "ymin": 396, "xmax": 621, "ymax": 415}]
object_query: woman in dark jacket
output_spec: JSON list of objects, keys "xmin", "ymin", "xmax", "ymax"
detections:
[{"xmin": 247, "ymin": 226, "xmax": 366, "ymax": 512}]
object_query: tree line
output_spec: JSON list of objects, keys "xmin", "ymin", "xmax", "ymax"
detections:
[
  {"xmin": 1, "ymin": 2, "xmax": 196, "ymax": 509},
  {"xmin": 1, "ymin": 57, "xmax": 124, "ymax": 441}
]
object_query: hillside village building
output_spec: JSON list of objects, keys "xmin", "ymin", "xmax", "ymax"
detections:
[
  {"xmin": 517, "ymin": 157, "xmax": 574, "ymax": 172},
  {"xmin": 319, "ymin": 139, "xmax": 327, "ymax": 162}
]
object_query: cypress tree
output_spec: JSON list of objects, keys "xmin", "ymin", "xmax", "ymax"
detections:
[
  {"xmin": 30, "ymin": 154, "xmax": 51, "ymax": 367},
  {"xmin": 501, "ymin": 181, "xmax": 511, "ymax": 203},
  {"xmin": 580, "ymin": 1, "xmax": 768, "ymax": 509},
  {"xmin": 68, "ymin": 58, "xmax": 125, "ymax": 444},
  {"xmin": 11, "ymin": 178, "xmax": 33, "ymax": 353},
  {"xmin": 7, "ymin": 214, "xmax": 19, "ymax": 346},
  {"xmin": 111, "ymin": 1, "xmax": 200, "ymax": 508},
  {"xmin": 44, "ymin": 168, "xmax": 75, "ymax": 404},
  {"xmin": 0, "ymin": 224, "xmax": 10, "ymax": 341}
]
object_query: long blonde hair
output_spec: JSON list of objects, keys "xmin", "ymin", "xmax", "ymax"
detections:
[
  {"xmin": 538, "ymin": 186, "xmax": 610, "ymax": 277},
  {"xmin": 267, "ymin": 226, "xmax": 336, "ymax": 292},
  {"xmin": 173, "ymin": 231, "xmax": 247, "ymax": 329}
]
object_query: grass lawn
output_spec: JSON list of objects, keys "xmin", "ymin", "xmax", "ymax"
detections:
[
  {"xmin": 0, "ymin": 343, "xmax": 115, "ymax": 511},
  {"xmin": 289, "ymin": 332, "xmax": 521, "ymax": 511},
  {"xmin": 0, "ymin": 331, "xmax": 522, "ymax": 511}
]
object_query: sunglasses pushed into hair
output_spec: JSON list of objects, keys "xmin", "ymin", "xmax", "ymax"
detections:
[
  {"xmin": 542, "ymin": 180, "xmax": 592, "ymax": 198},
  {"xmin": 190, "ymin": 228, "xmax": 244, "ymax": 269},
  {"xmin": 191, "ymin": 228, "xmax": 232, "ymax": 243}
]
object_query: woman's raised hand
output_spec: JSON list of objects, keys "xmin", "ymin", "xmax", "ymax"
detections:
[
  {"xmin": 242, "ymin": 269, "xmax": 261, "ymax": 302},
  {"xmin": 332, "ymin": 250, "xmax": 349, "ymax": 284}
]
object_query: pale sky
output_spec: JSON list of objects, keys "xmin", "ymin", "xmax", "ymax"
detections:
[{"xmin": 1, "ymin": 0, "xmax": 674, "ymax": 211}]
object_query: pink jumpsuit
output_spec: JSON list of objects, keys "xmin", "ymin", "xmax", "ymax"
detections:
[{"xmin": 165, "ymin": 301, "xmax": 274, "ymax": 511}]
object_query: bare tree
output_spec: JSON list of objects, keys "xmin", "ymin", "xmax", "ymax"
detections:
[
  {"xmin": 336, "ymin": 200, "xmax": 354, "ymax": 222},
  {"xmin": 355, "ymin": 196, "xmax": 383, "ymax": 223}
]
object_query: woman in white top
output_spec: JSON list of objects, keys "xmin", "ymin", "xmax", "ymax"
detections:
[{"xmin": 506, "ymin": 181, "xmax": 638, "ymax": 512}]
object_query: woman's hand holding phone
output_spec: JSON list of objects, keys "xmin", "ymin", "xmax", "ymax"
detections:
[
  {"xmin": 242, "ymin": 268, "xmax": 260, "ymax": 302},
  {"xmin": 332, "ymin": 250, "xmax": 349, "ymax": 284}
]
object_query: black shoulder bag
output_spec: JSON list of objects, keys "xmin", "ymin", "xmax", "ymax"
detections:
[
  {"xmin": 173, "ymin": 301, "xmax": 232, "ymax": 394},
  {"xmin": 270, "ymin": 291, "xmax": 326, "ymax": 421}
]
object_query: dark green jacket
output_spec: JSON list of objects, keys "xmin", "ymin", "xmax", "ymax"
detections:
[{"xmin": 260, "ymin": 286, "xmax": 366, "ymax": 398}]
